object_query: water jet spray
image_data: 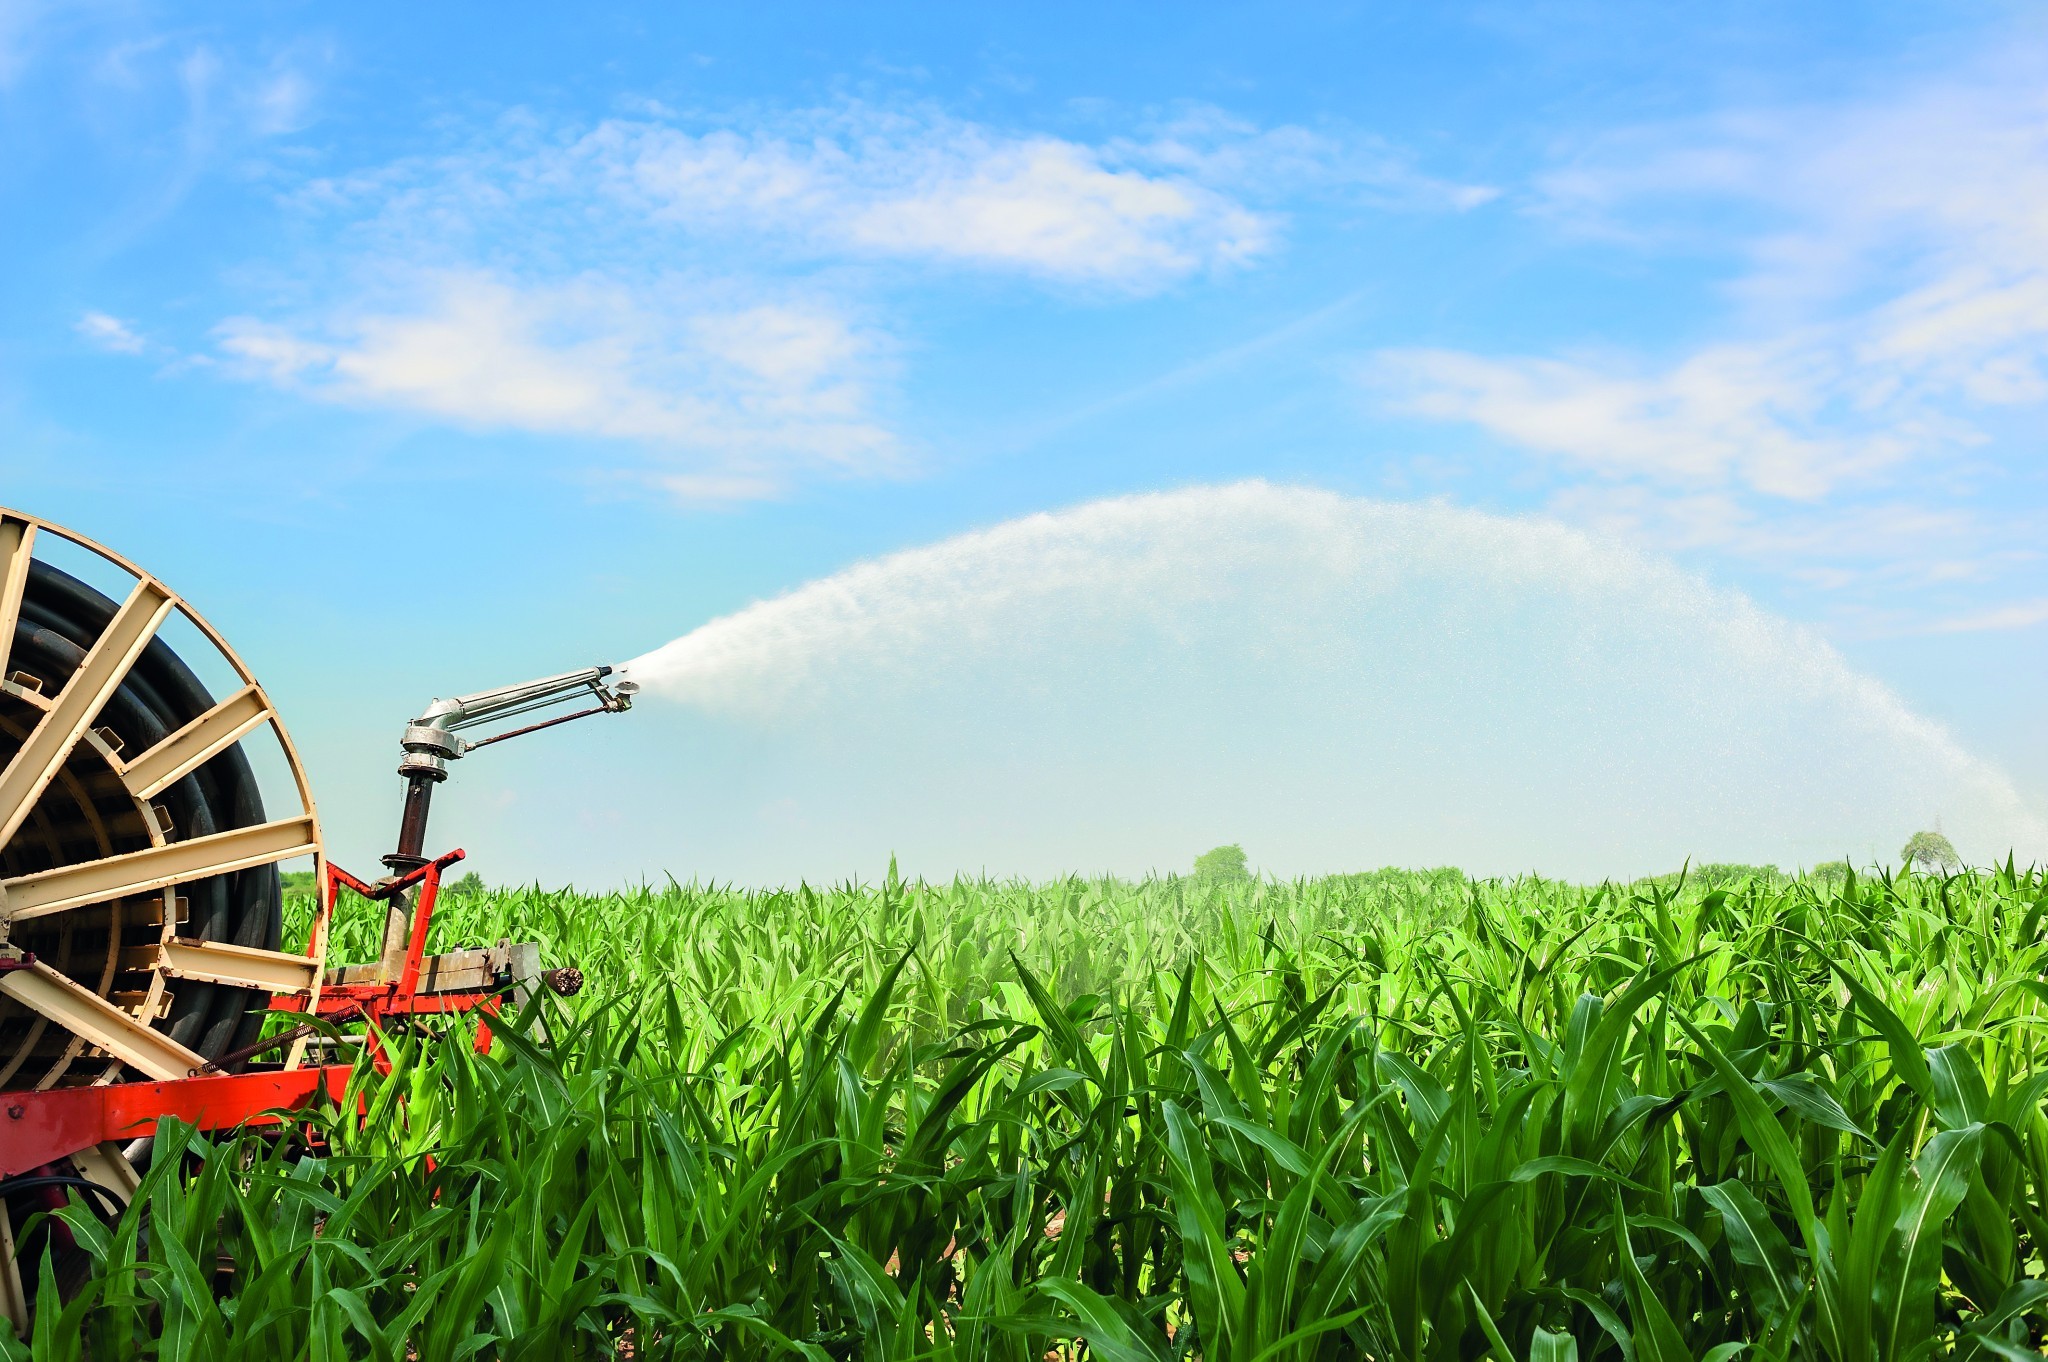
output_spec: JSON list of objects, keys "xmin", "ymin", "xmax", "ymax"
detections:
[{"xmin": 611, "ymin": 481, "xmax": 2046, "ymax": 881}]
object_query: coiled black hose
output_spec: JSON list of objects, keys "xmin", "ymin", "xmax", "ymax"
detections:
[{"xmin": 7, "ymin": 560, "xmax": 281, "ymax": 1069}]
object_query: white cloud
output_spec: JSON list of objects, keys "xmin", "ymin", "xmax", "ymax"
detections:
[
  {"xmin": 533, "ymin": 110, "xmax": 1282, "ymax": 289},
  {"xmin": 212, "ymin": 316, "xmax": 328, "ymax": 380},
  {"xmin": 214, "ymin": 99, "xmax": 1483, "ymax": 501},
  {"xmin": 1931, "ymin": 598, "xmax": 2048, "ymax": 634},
  {"xmin": 1121, "ymin": 105, "xmax": 1499, "ymax": 212},
  {"xmin": 1542, "ymin": 61, "xmax": 2048, "ymax": 297},
  {"xmin": 0, "ymin": 0, "xmax": 46, "ymax": 86},
  {"xmin": 1531, "ymin": 51, "xmax": 2048, "ymax": 349},
  {"xmin": 1369, "ymin": 337, "xmax": 1906, "ymax": 499},
  {"xmin": 217, "ymin": 274, "xmax": 897, "ymax": 498},
  {"xmin": 1368, "ymin": 45, "xmax": 2048, "ymax": 601},
  {"xmin": 576, "ymin": 105, "xmax": 1494, "ymax": 285},
  {"xmin": 848, "ymin": 140, "xmax": 1259, "ymax": 280},
  {"xmin": 244, "ymin": 47, "xmax": 325, "ymax": 137},
  {"xmin": 75, "ymin": 311, "xmax": 146, "ymax": 354},
  {"xmin": 1542, "ymin": 482, "xmax": 1987, "ymax": 577},
  {"xmin": 572, "ymin": 106, "xmax": 1494, "ymax": 286},
  {"xmin": 298, "ymin": 102, "xmax": 1485, "ymax": 294}
]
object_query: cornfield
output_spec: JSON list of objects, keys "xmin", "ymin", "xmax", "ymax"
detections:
[{"xmin": 8, "ymin": 862, "xmax": 2048, "ymax": 1360}]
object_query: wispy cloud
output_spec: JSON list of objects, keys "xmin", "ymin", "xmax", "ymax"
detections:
[
  {"xmin": 215, "ymin": 99, "xmax": 1485, "ymax": 500},
  {"xmin": 0, "ymin": 0, "xmax": 47, "ymax": 86},
  {"xmin": 216, "ymin": 274, "xmax": 898, "ymax": 501},
  {"xmin": 298, "ymin": 102, "xmax": 1478, "ymax": 293},
  {"xmin": 1363, "ymin": 44, "xmax": 2048, "ymax": 622},
  {"xmin": 1535, "ymin": 57, "xmax": 2048, "ymax": 312},
  {"xmin": 1930, "ymin": 598, "xmax": 2048, "ymax": 635},
  {"xmin": 578, "ymin": 113, "xmax": 1269, "ymax": 287},
  {"xmin": 74, "ymin": 310, "xmax": 146, "ymax": 353},
  {"xmin": 1541, "ymin": 484, "xmax": 2003, "ymax": 594},
  {"xmin": 1122, "ymin": 104, "xmax": 1499, "ymax": 213},
  {"xmin": 1367, "ymin": 335, "xmax": 1911, "ymax": 500}
]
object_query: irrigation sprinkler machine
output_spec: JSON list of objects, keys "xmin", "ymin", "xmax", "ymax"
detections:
[{"xmin": 0, "ymin": 506, "xmax": 635, "ymax": 1326}]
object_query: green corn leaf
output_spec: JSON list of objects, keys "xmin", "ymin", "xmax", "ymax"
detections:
[
  {"xmin": 1613, "ymin": 1188, "xmax": 1696, "ymax": 1362},
  {"xmin": 1564, "ymin": 959, "xmax": 1694, "ymax": 1155},
  {"xmin": 1211, "ymin": 1113, "xmax": 1313, "ymax": 1178},
  {"xmin": 1466, "ymin": 1279, "xmax": 1517, "ymax": 1361},
  {"xmin": 1509, "ymin": 1154, "xmax": 1652, "ymax": 1192},
  {"xmin": 1038, "ymin": 1277, "xmax": 1169, "ymax": 1362},
  {"xmin": 1755, "ymin": 1074, "xmax": 1871, "ymax": 1143},
  {"xmin": 1957, "ymin": 1279, "xmax": 2048, "ymax": 1360},
  {"xmin": 1675, "ymin": 1014, "xmax": 1842, "ymax": 1359},
  {"xmin": 849, "ymin": 946, "xmax": 915, "ymax": 1073},
  {"xmin": 1839, "ymin": 1121, "xmax": 1916, "ymax": 1362},
  {"xmin": 1385, "ymin": 1094, "xmax": 1457, "ymax": 1359},
  {"xmin": 1013, "ymin": 952, "xmax": 1104, "ymax": 1084},
  {"xmin": 1927, "ymin": 1044, "xmax": 1992, "ymax": 1130},
  {"xmin": 30, "ymin": 1252, "xmax": 76, "ymax": 1362},
  {"xmin": 1697, "ymin": 1180, "xmax": 1797, "ymax": 1319},
  {"xmin": 1958, "ymin": 1332, "xmax": 2048, "ymax": 1362},
  {"xmin": 319, "ymin": 1287, "xmax": 388, "ymax": 1362},
  {"xmin": 1562, "ymin": 1285, "xmax": 1638, "ymax": 1362},
  {"xmin": 1163, "ymin": 1099, "xmax": 1249, "ymax": 1359},
  {"xmin": 1262, "ymin": 1101, "xmax": 1372, "ymax": 1348},
  {"xmin": 1830, "ymin": 962, "xmax": 1935, "ymax": 1101},
  {"xmin": 1239, "ymin": 1305, "xmax": 1378, "ymax": 1362},
  {"xmin": 1877, "ymin": 1123, "xmax": 1985, "ymax": 1362}
]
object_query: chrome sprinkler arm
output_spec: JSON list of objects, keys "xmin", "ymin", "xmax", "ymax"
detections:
[
  {"xmin": 417, "ymin": 666, "xmax": 630, "ymax": 733},
  {"xmin": 385, "ymin": 664, "xmax": 637, "ymax": 873}
]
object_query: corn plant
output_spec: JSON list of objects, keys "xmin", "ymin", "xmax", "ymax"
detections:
[{"xmin": 6, "ymin": 862, "xmax": 2046, "ymax": 1359}]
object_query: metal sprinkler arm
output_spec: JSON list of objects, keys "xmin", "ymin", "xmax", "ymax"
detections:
[
  {"xmin": 417, "ymin": 666, "xmax": 629, "ymax": 733},
  {"xmin": 385, "ymin": 665, "xmax": 637, "ymax": 873}
]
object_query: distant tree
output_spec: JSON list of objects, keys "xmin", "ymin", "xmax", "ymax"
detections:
[
  {"xmin": 1693, "ymin": 863, "xmax": 1783, "ymax": 888},
  {"xmin": 1193, "ymin": 844, "xmax": 1250, "ymax": 882},
  {"xmin": 447, "ymin": 870, "xmax": 487, "ymax": 896},
  {"xmin": 1810, "ymin": 859, "xmax": 1852, "ymax": 886},
  {"xmin": 1900, "ymin": 830, "xmax": 1961, "ymax": 874}
]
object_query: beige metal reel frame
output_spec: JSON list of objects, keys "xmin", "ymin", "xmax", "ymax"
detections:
[{"xmin": 0, "ymin": 507, "xmax": 325, "ymax": 1095}]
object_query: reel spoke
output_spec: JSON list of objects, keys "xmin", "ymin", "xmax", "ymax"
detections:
[
  {"xmin": 0, "ymin": 816, "xmax": 319, "ymax": 922},
  {"xmin": 0, "ymin": 960, "xmax": 204, "ymax": 1081},
  {"xmin": 158, "ymin": 938, "xmax": 317, "ymax": 996},
  {"xmin": 0, "ymin": 517, "xmax": 32, "ymax": 680},
  {"xmin": 69, "ymin": 1143, "xmax": 140, "ymax": 1208},
  {"xmin": 0, "ymin": 581, "xmax": 173, "ymax": 851},
  {"xmin": 114, "ymin": 685, "xmax": 272, "ymax": 802},
  {"xmin": 0, "ymin": 1201, "xmax": 22, "ymax": 1336}
]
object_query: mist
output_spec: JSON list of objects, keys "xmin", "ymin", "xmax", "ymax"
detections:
[{"xmin": 607, "ymin": 482, "xmax": 2044, "ymax": 881}]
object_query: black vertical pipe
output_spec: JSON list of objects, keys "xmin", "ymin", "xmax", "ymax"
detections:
[{"xmin": 385, "ymin": 771, "xmax": 439, "ymax": 873}]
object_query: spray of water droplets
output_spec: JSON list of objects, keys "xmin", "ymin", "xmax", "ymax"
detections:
[{"xmin": 614, "ymin": 482, "xmax": 2044, "ymax": 879}]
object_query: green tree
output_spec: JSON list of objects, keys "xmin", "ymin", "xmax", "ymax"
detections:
[
  {"xmin": 1900, "ymin": 829, "xmax": 1961, "ymax": 873},
  {"xmin": 1810, "ymin": 859, "xmax": 1852, "ymax": 886},
  {"xmin": 446, "ymin": 870, "xmax": 487, "ymax": 896},
  {"xmin": 1192, "ymin": 843, "xmax": 1250, "ymax": 882}
]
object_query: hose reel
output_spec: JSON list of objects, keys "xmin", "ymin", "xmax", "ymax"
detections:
[
  {"xmin": 0, "ymin": 504, "xmax": 630, "ymax": 1334},
  {"xmin": 0, "ymin": 508, "xmax": 323, "ymax": 1094}
]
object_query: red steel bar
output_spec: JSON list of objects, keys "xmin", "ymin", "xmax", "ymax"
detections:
[
  {"xmin": 2, "ymin": 845, "xmax": 502, "ymax": 1177},
  {"xmin": 0, "ymin": 1066, "xmax": 352, "ymax": 1178}
]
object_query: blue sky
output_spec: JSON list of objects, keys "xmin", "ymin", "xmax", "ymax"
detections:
[{"xmin": 6, "ymin": 3, "xmax": 2047, "ymax": 882}]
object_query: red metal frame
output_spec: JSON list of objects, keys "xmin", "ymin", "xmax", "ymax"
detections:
[
  {"xmin": 278, "ymin": 848, "xmax": 504, "ymax": 1069},
  {"xmin": 0, "ymin": 849, "xmax": 505, "ymax": 1179},
  {"xmin": 0, "ymin": 1068, "xmax": 352, "ymax": 1179}
]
